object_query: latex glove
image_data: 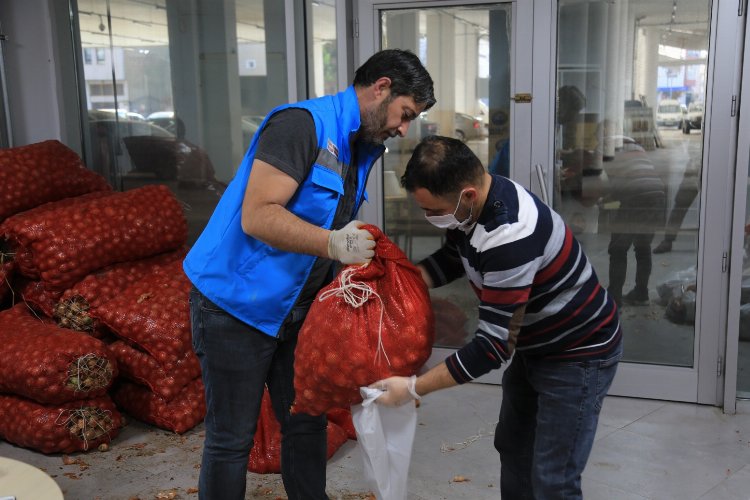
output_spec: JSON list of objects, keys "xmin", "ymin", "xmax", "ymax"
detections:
[
  {"xmin": 370, "ymin": 375, "xmax": 420, "ymax": 407},
  {"xmin": 327, "ymin": 220, "xmax": 376, "ymax": 265}
]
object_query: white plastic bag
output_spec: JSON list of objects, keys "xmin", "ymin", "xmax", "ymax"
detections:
[{"xmin": 351, "ymin": 387, "xmax": 417, "ymax": 500}]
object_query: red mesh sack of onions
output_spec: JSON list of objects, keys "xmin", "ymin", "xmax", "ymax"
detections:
[
  {"xmin": 0, "ymin": 305, "xmax": 117, "ymax": 404},
  {"xmin": 16, "ymin": 278, "xmax": 61, "ymax": 317},
  {"xmin": 0, "ymin": 393, "xmax": 122, "ymax": 454},
  {"xmin": 292, "ymin": 225, "xmax": 434, "ymax": 416},
  {"xmin": 0, "ymin": 256, "xmax": 14, "ymax": 303},
  {"xmin": 248, "ymin": 387, "xmax": 350, "ymax": 474},
  {"xmin": 112, "ymin": 377, "xmax": 205, "ymax": 434},
  {"xmin": 108, "ymin": 340, "xmax": 200, "ymax": 402},
  {"xmin": 1, "ymin": 191, "xmax": 114, "ymax": 283},
  {"xmin": 0, "ymin": 140, "xmax": 111, "ymax": 222},
  {"xmin": 0, "ymin": 185, "xmax": 187, "ymax": 291},
  {"xmin": 93, "ymin": 261, "xmax": 192, "ymax": 368},
  {"xmin": 52, "ymin": 249, "xmax": 187, "ymax": 335}
]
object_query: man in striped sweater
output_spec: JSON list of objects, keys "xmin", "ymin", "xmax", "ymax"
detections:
[{"xmin": 373, "ymin": 136, "xmax": 622, "ymax": 499}]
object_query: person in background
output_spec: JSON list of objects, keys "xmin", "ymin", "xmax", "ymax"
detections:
[
  {"xmin": 599, "ymin": 139, "xmax": 665, "ymax": 306},
  {"xmin": 183, "ymin": 49, "xmax": 435, "ymax": 500},
  {"xmin": 652, "ymin": 157, "xmax": 701, "ymax": 254},
  {"xmin": 372, "ymin": 136, "xmax": 621, "ymax": 500}
]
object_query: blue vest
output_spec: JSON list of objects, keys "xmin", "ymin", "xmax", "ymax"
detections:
[{"xmin": 183, "ymin": 86, "xmax": 385, "ymax": 337}]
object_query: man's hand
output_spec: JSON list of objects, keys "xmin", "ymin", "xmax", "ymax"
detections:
[
  {"xmin": 369, "ymin": 375, "xmax": 420, "ymax": 407},
  {"xmin": 328, "ymin": 220, "xmax": 376, "ymax": 264}
]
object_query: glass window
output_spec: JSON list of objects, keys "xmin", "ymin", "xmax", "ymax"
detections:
[
  {"xmin": 553, "ymin": 0, "xmax": 711, "ymax": 367},
  {"xmin": 380, "ymin": 5, "xmax": 506, "ymax": 349},
  {"xmin": 308, "ymin": 0, "xmax": 338, "ymax": 98},
  {"xmin": 76, "ymin": 0, "xmax": 292, "ymax": 244}
]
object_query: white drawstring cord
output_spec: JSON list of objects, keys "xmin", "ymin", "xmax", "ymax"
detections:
[{"xmin": 317, "ymin": 266, "xmax": 390, "ymax": 367}]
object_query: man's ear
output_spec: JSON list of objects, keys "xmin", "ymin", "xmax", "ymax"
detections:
[
  {"xmin": 373, "ymin": 77, "xmax": 392, "ymax": 98},
  {"xmin": 464, "ymin": 187, "xmax": 479, "ymax": 202}
]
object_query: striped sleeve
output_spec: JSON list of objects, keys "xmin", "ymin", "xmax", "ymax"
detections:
[{"xmin": 418, "ymin": 232, "xmax": 466, "ymax": 287}]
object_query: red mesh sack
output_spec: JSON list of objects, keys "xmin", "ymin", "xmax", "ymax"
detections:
[
  {"xmin": 0, "ymin": 305, "xmax": 117, "ymax": 404},
  {"xmin": 93, "ymin": 260, "xmax": 191, "ymax": 368},
  {"xmin": 109, "ymin": 340, "xmax": 201, "ymax": 402},
  {"xmin": 0, "ymin": 185, "xmax": 187, "ymax": 290},
  {"xmin": 248, "ymin": 388, "xmax": 350, "ymax": 474},
  {"xmin": 0, "ymin": 140, "xmax": 111, "ymax": 222},
  {"xmin": 53, "ymin": 249, "xmax": 187, "ymax": 335},
  {"xmin": 112, "ymin": 377, "xmax": 205, "ymax": 434},
  {"xmin": 326, "ymin": 407, "xmax": 356, "ymax": 440},
  {"xmin": 0, "ymin": 256, "xmax": 14, "ymax": 303},
  {"xmin": 293, "ymin": 225, "xmax": 434, "ymax": 415},
  {"xmin": 16, "ymin": 278, "xmax": 62, "ymax": 317},
  {"xmin": 0, "ymin": 393, "xmax": 122, "ymax": 454},
  {"xmin": 1, "ymin": 192, "xmax": 114, "ymax": 281}
]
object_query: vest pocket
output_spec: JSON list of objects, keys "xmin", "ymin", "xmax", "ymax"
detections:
[{"xmin": 311, "ymin": 164, "xmax": 344, "ymax": 195}]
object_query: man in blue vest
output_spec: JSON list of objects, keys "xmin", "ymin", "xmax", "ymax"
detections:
[{"xmin": 183, "ymin": 49, "xmax": 435, "ymax": 500}]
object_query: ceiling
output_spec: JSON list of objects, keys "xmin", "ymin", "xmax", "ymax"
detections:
[{"xmin": 77, "ymin": 0, "xmax": 711, "ymax": 51}]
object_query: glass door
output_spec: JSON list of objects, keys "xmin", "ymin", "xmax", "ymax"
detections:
[
  {"xmin": 543, "ymin": 0, "xmax": 743, "ymax": 404},
  {"xmin": 357, "ymin": 0, "xmax": 533, "ymax": 383}
]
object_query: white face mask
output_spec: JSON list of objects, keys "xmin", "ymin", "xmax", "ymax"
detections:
[{"xmin": 424, "ymin": 189, "xmax": 475, "ymax": 232}]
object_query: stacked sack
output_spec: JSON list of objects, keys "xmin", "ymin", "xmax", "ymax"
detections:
[
  {"xmin": 0, "ymin": 140, "xmax": 111, "ymax": 303},
  {"xmin": 0, "ymin": 140, "xmax": 204, "ymax": 452},
  {"xmin": 0, "ymin": 140, "xmax": 360, "ymax": 464},
  {"xmin": 0, "ymin": 303, "xmax": 122, "ymax": 453}
]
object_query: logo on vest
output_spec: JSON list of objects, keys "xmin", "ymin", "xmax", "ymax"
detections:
[{"xmin": 327, "ymin": 139, "xmax": 339, "ymax": 159}]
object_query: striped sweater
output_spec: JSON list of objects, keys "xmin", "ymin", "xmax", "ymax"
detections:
[{"xmin": 420, "ymin": 175, "xmax": 622, "ymax": 384}]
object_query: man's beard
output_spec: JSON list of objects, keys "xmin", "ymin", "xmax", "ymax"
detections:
[{"xmin": 359, "ymin": 97, "xmax": 392, "ymax": 145}]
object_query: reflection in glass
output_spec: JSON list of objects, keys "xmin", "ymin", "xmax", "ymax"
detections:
[
  {"xmin": 380, "ymin": 6, "xmax": 509, "ymax": 349},
  {"xmin": 738, "ymin": 167, "xmax": 750, "ymax": 396},
  {"xmin": 554, "ymin": 0, "xmax": 710, "ymax": 367},
  {"xmin": 308, "ymin": 0, "xmax": 338, "ymax": 98},
  {"xmin": 76, "ymin": 0, "xmax": 291, "ymax": 244}
]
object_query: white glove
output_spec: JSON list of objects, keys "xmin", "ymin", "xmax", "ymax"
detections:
[
  {"xmin": 370, "ymin": 375, "xmax": 421, "ymax": 407},
  {"xmin": 327, "ymin": 220, "xmax": 376, "ymax": 265}
]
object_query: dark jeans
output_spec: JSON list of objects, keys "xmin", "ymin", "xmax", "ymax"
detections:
[
  {"xmin": 495, "ymin": 345, "xmax": 622, "ymax": 499},
  {"xmin": 607, "ymin": 193, "xmax": 665, "ymax": 301},
  {"xmin": 189, "ymin": 288, "xmax": 328, "ymax": 500}
]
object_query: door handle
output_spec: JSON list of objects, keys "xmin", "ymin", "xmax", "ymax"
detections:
[
  {"xmin": 511, "ymin": 93, "xmax": 532, "ymax": 103},
  {"xmin": 534, "ymin": 163, "xmax": 549, "ymax": 205}
]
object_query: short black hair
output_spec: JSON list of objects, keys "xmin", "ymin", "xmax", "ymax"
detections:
[
  {"xmin": 353, "ymin": 49, "xmax": 436, "ymax": 110},
  {"xmin": 401, "ymin": 136, "xmax": 485, "ymax": 197}
]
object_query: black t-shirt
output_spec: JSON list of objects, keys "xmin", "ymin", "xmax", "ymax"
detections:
[{"xmin": 254, "ymin": 108, "xmax": 360, "ymax": 310}]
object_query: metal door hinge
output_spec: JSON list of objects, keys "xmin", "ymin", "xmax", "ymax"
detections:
[
  {"xmin": 739, "ymin": 0, "xmax": 745, "ymax": 16},
  {"xmin": 722, "ymin": 251, "xmax": 728, "ymax": 272},
  {"xmin": 511, "ymin": 93, "xmax": 532, "ymax": 104},
  {"xmin": 718, "ymin": 356, "xmax": 724, "ymax": 376},
  {"xmin": 353, "ymin": 18, "xmax": 359, "ymax": 39},
  {"xmin": 0, "ymin": 34, "xmax": 6, "ymax": 42},
  {"xmin": 732, "ymin": 96, "xmax": 738, "ymax": 117}
]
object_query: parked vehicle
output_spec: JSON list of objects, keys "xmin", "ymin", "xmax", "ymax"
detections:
[
  {"xmin": 454, "ymin": 112, "xmax": 488, "ymax": 141},
  {"xmin": 88, "ymin": 112, "xmax": 221, "ymax": 187},
  {"xmin": 146, "ymin": 111, "xmax": 178, "ymax": 135},
  {"xmin": 656, "ymin": 99, "xmax": 685, "ymax": 128},
  {"xmin": 681, "ymin": 102, "xmax": 703, "ymax": 134}
]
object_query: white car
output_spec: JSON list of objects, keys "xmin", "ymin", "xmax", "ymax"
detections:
[
  {"xmin": 681, "ymin": 102, "xmax": 703, "ymax": 134},
  {"xmin": 656, "ymin": 99, "xmax": 685, "ymax": 128}
]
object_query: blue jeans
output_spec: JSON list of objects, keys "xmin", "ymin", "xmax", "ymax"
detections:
[
  {"xmin": 495, "ymin": 345, "xmax": 622, "ymax": 499},
  {"xmin": 189, "ymin": 288, "xmax": 328, "ymax": 500}
]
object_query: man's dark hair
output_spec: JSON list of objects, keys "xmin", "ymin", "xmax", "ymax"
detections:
[
  {"xmin": 401, "ymin": 136, "xmax": 485, "ymax": 196},
  {"xmin": 353, "ymin": 49, "xmax": 436, "ymax": 110}
]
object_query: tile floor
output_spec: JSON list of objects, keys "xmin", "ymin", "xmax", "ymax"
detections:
[{"xmin": 3, "ymin": 382, "xmax": 750, "ymax": 499}]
